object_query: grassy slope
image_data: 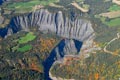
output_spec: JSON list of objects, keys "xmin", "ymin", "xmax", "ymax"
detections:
[
  {"xmin": 11, "ymin": 32, "xmax": 36, "ymax": 52},
  {"xmin": 18, "ymin": 32, "xmax": 36, "ymax": 44},
  {"xmin": 95, "ymin": 3, "xmax": 120, "ymax": 27},
  {"xmin": 17, "ymin": 44, "xmax": 32, "ymax": 52},
  {"xmin": 95, "ymin": 15, "xmax": 120, "ymax": 27},
  {"xmin": 105, "ymin": 18, "xmax": 120, "ymax": 27},
  {"xmin": 108, "ymin": 4, "xmax": 120, "ymax": 11}
]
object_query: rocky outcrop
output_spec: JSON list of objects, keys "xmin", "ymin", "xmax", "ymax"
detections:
[
  {"xmin": 2, "ymin": 9, "xmax": 94, "ymax": 41},
  {"xmin": 54, "ymin": 39, "xmax": 83, "ymax": 59},
  {"xmin": 0, "ymin": 9, "xmax": 95, "ymax": 57},
  {"xmin": 0, "ymin": 9, "xmax": 95, "ymax": 58}
]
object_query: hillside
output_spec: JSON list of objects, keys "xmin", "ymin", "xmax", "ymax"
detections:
[{"xmin": 0, "ymin": 0, "xmax": 120, "ymax": 80}]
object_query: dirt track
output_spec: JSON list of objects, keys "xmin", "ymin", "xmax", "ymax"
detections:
[
  {"xmin": 113, "ymin": 0, "xmax": 120, "ymax": 5},
  {"xmin": 104, "ymin": 33, "xmax": 120, "ymax": 57},
  {"xmin": 71, "ymin": 2, "xmax": 89, "ymax": 12}
]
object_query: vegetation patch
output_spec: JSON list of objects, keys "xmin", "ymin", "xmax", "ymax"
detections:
[
  {"xmin": 17, "ymin": 44, "xmax": 32, "ymax": 52},
  {"xmin": 104, "ymin": 18, "xmax": 120, "ymax": 27},
  {"xmin": 107, "ymin": 39, "xmax": 120, "ymax": 52},
  {"xmin": 95, "ymin": 15, "xmax": 120, "ymax": 27},
  {"xmin": 0, "ymin": 31, "xmax": 61, "ymax": 80},
  {"xmin": 108, "ymin": 4, "xmax": 120, "ymax": 11},
  {"xmin": 11, "ymin": 32, "xmax": 36, "ymax": 52},
  {"xmin": 3, "ymin": 0, "xmax": 59, "ymax": 13},
  {"xmin": 51, "ymin": 52, "xmax": 120, "ymax": 80},
  {"xmin": 18, "ymin": 32, "xmax": 36, "ymax": 44}
]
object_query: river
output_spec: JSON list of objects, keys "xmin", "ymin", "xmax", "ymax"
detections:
[
  {"xmin": 43, "ymin": 39, "xmax": 83, "ymax": 80},
  {"xmin": 0, "ymin": 1, "xmax": 3, "ymax": 5}
]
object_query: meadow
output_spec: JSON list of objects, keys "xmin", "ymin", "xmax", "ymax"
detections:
[
  {"xmin": 108, "ymin": 4, "xmax": 120, "ymax": 11},
  {"xmin": 18, "ymin": 32, "xmax": 36, "ymax": 44},
  {"xmin": 12, "ymin": 32, "xmax": 36, "ymax": 52},
  {"xmin": 105, "ymin": 18, "xmax": 120, "ymax": 27},
  {"xmin": 17, "ymin": 44, "xmax": 32, "ymax": 52}
]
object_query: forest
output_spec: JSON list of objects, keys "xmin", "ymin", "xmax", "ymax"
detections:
[
  {"xmin": 51, "ymin": 52, "xmax": 120, "ymax": 80},
  {"xmin": 0, "ymin": 31, "xmax": 61, "ymax": 80}
]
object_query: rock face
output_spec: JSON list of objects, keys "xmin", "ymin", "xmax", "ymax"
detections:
[
  {"xmin": 54, "ymin": 39, "xmax": 83, "ymax": 59},
  {"xmin": 0, "ymin": 9, "xmax": 95, "ymax": 55},
  {"xmin": 0, "ymin": 9, "xmax": 95, "ymax": 57},
  {"xmin": 2, "ymin": 9, "xmax": 94, "ymax": 41}
]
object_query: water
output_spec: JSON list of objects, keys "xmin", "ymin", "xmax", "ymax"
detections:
[
  {"xmin": 0, "ymin": 28, "xmax": 8, "ymax": 37},
  {"xmin": 0, "ymin": 1, "xmax": 3, "ymax": 5},
  {"xmin": 74, "ymin": 39, "xmax": 83, "ymax": 52},
  {"xmin": 43, "ymin": 39, "xmax": 65, "ymax": 80},
  {"xmin": 43, "ymin": 48, "xmax": 56, "ymax": 80},
  {"xmin": 43, "ymin": 39, "xmax": 83, "ymax": 80}
]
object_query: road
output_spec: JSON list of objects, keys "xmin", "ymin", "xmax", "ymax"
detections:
[{"xmin": 103, "ymin": 33, "xmax": 120, "ymax": 56}]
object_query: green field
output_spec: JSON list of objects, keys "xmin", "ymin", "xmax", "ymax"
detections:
[
  {"xmin": 5, "ymin": 0, "xmax": 59, "ymax": 13},
  {"xmin": 95, "ymin": 15, "xmax": 120, "ymax": 27},
  {"xmin": 104, "ymin": 18, "xmax": 120, "ymax": 27},
  {"xmin": 95, "ymin": 3, "xmax": 120, "ymax": 27},
  {"xmin": 17, "ymin": 44, "xmax": 32, "ymax": 52},
  {"xmin": 100, "ymin": 4, "xmax": 120, "ymax": 26},
  {"xmin": 18, "ymin": 32, "xmax": 36, "ymax": 44},
  {"xmin": 11, "ymin": 32, "xmax": 36, "ymax": 52},
  {"xmin": 108, "ymin": 4, "xmax": 120, "ymax": 11}
]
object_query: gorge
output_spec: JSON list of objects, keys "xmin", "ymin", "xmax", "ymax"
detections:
[
  {"xmin": 0, "ymin": 9, "xmax": 95, "ymax": 80},
  {"xmin": 1, "ymin": 0, "xmax": 120, "ymax": 80}
]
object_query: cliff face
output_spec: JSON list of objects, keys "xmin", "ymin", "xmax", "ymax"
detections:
[
  {"xmin": 0, "ymin": 9, "xmax": 95, "ymax": 57},
  {"xmin": 54, "ymin": 39, "xmax": 83, "ymax": 59},
  {"xmin": 3, "ymin": 9, "xmax": 94, "ymax": 41}
]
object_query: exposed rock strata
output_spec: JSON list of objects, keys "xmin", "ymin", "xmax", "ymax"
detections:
[{"xmin": 2, "ymin": 9, "xmax": 94, "ymax": 42}]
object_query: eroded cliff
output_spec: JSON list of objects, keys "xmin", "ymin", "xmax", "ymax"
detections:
[{"xmin": 1, "ymin": 9, "xmax": 94, "ymax": 42}]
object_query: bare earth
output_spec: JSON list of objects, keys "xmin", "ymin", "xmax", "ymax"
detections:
[
  {"xmin": 113, "ymin": 0, "xmax": 120, "ymax": 5},
  {"xmin": 71, "ymin": 2, "xmax": 89, "ymax": 12},
  {"xmin": 99, "ymin": 10, "xmax": 120, "ymax": 18}
]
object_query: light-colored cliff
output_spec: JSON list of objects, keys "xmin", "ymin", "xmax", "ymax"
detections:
[{"xmin": 9, "ymin": 9, "xmax": 94, "ymax": 41}]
